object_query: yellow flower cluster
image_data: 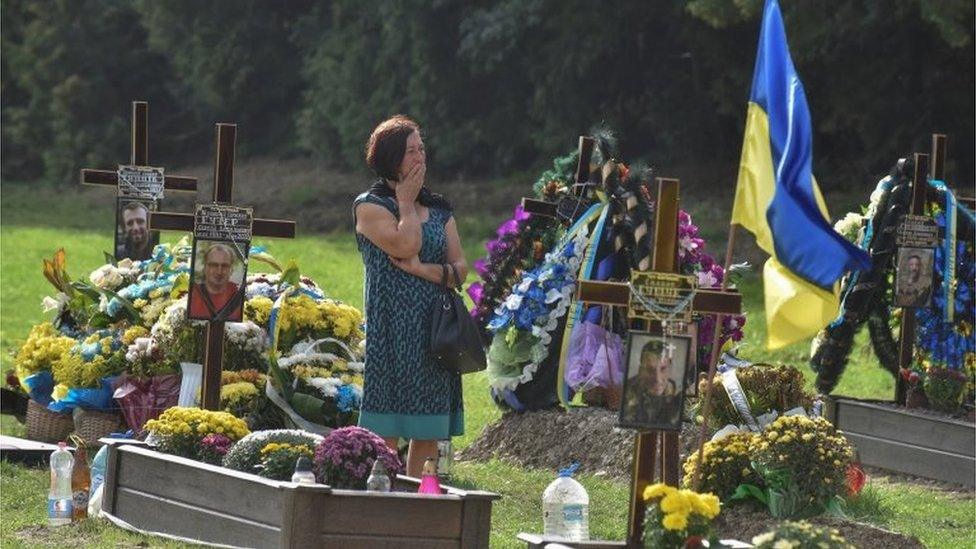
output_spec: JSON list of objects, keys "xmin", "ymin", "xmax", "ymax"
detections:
[
  {"xmin": 259, "ymin": 442, "xmax": 313, "ymax": 457},
  {"xmin": 751, "ymin": 520, "xmax": 854, "ymax": 549},
  {"xmin": 754, "ymin": 416, "xmax": 854, "ymax": 504},
  {"xmin": 14, "ymin": 322, "xmax": 75, "ymax": 379},
  {"xmin": 276, "ymin": 295, "xmax": 363, "ymax": 340},
  {"xmin": 220, "ymin": 381, "xmax": 259, "ymax": 408},
  {"xmin": 51, "ymin": 352, "xmax": 124, "ymax": 388},
  {"xmin": 145, "ymin": 406, "xmax": 250, "ymax": 441},
  {"xmin": 643, "ymin": 483, "xmax": 721, "ymax": 532},
  {"xmin": 122, "ymin": 325, "xmax": 150, "ymax": 345},
  {"xmin": 245, "ymin": 296, "xmax": 273, "ymax": 326},
  {"xmin": 682, "ymin": 432, "xmax": 758, "ymax": 499}
]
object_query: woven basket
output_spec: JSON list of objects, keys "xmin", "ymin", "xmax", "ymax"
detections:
[
  {"xmin": 25, "ymin": 399, "xmax": 74, "ymax": 443},
  {"xmin": 73, "ymin": 408, "xmax": 122, "ymax": 446}
]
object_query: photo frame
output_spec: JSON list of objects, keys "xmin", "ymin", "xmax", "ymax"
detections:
[
  {"xmin": 114, "ymin": 198, "xmax": 159, "ymax": 261},
  {"xmin": 187, "ymin": 238, "xmax": 249, "ymax": 322},
  {"xmin": 894, "ymin": 247, "xmax": 934, "ymax": 308},
  {"xmin": 618, "ymin": 329, "xmax": 691, "ymax": 431}
]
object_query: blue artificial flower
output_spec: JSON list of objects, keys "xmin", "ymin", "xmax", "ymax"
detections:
[{"xmin": 336, "ymin": 384, "xmax": 359, "ymax": 413}]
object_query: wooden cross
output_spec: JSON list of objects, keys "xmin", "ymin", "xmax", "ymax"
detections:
[
  {"xmin": 521, "ymin": 136, "xmax": 598, "ymax": 223},
  {"xmin": 150, "ymin": 123, "xmax": 296, "ymax": 410},
  {"xmin": 573, "ymin": 178, "xmax": 742, "ymax": 547},
  {"xmin": 894, "ymin": 134, "xmax": 946, "ymax": 403},
  {"xmin": 80, "ymin": 101, "xmax": 198, "ymax": 194}
]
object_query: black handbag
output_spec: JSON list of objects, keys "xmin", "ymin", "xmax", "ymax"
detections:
[{"xmin": 430, "ymin": 264, "xmax": 487, "ymax": 374}]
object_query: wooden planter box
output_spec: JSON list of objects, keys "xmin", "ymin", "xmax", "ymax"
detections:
[
  {"xmin": 826, "ymin": 397, "xmax": 975, "ymax": 486},
  {"xmin": 100, "ymin": 441, "xmax": 499, "ymax": 548}
]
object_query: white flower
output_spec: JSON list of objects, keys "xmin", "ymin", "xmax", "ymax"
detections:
[
  {"xmin": 90, "ymin": 264, "xmax": 124, "ymax": 289},
  {"xmin": 503, "ymin": 294, "xmax": 523, "ymax": 310},
  {"xmin": 516, "ymin": 279, "xmax": 532, "ymax": 293},
  {"xmin": 42, "ymin": 293, "xmax": 69, "ymax": 313},
  {"xmin": 544, "ymin": 289, "xmax": 563, "ymax": 304},
  {"xmin": 752, "ymin": 532, "xmax": 775, "ymax": 546},
  {"xmin": 697, "ymin": 270, "xmax": 718, "ymax": 288},
  {"xmin": 679, "ymin": 235, "xmax": 699, "ymax": 252},
  {"xmin": 832, "ymin": 212, "xmax": 864, "ymax": 244}
]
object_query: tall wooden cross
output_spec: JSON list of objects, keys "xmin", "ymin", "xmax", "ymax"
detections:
[
  {"xmin": 891, "ymin": 132, "xmax": 972, "ymax": 403},
  {"xmin": 80, "ymin": 101, "xmax": 198, "ymax": 195},
  {"xmin": 150, "ymin": 123, "xmax": 296, "ymax": 410},
  {"xmin": 573, "ymin": 178, "xmax": 742, "ymax": 546}
]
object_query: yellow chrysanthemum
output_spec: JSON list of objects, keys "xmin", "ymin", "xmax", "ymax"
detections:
[{"xmin": 661, "ymin": 512, "xmax": 688, "ymax": 531}]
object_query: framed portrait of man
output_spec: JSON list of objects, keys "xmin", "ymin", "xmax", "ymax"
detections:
[
  {"xmin": 618, "ymin": 330, "xmax": 691, "ymax": 431},
  {"xmin": 114, "ymin": 198, "xmax": 159, "ymax": 261},
  {"xmin": 894, "ymin": 247, "xmax": 934, "ymax": 308},
  {"xmin": 187, "ymin": 239, "xmax": 248, "ymax": 322}
]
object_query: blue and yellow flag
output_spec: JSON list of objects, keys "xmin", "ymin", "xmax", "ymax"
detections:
[{"xmin": 732, "ymin": 0, "xmax": 870, "ymax": 349}]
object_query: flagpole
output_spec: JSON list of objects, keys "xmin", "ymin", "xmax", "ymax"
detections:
[{"xmin": 692, "ymin": 221, "xmax": 738, "ymax": 491}]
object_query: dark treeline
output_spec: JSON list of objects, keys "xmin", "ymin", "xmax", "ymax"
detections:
[{"xmin": 2, "ymin": 0, "xmax": 973, "ymax": 188}]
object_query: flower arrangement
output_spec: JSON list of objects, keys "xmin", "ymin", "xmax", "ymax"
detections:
[
  {"xmin": 313, "ymin": 426, "xmax": 403, "ymax": 489},
  {"xmin": 256, "ymin": 442, "xmax": 316, "ymax": 480},
  {"xmin": 741, "ymin": 416, "xmax": 855, "ymax": 517},
  {"xmin": 144, "ymin": 406, "xmax": 250, "ymax": 461},
  {"xmin": 222, "ymin": 429, "xmax": 324, "ymax": 474},
  {"xmin": 697, "ymin": 364, "xmax": 814, "ymax": 429},
  {"xmin": 279, "ymin": 338, "xmax": 364, "ymax": 421},
  {"xmin": 50, "ymin": 329, "xmax": 127, "ymax": 388},
  {"xmin": 485, "ymin": 231, "xmax": 588, "ymax": 391},
  {"xmin": 676, "ymin": 210, "xmax": 747, "ymax": 364},
  {"xmin": 199, "ymin": 433, "xmax": 234, "ymax": 465},
  {"xmin": 682, "ymin": 432, "xmax": 759, "ymax": 500},
  {"xmin": 641, "ymin": 483, "xmax": 722, "ymax": 549},
  {"xmin": 909, "ymin": 206, "xmax": 975, "ymax": 413},
  {"xmin": 751, "ymin": 520, "xmax": 855, "ymax": 549},
  {"xmin": 218, "ymin": 369, "xmax": 267, "ymax": 418},
  {"xmin": 14, "ymin": 322, "xmax": 75, "ymax": 380},
  {"xmin": 469, "ymin": 152, "xmax": 574, "ymax": 331}
]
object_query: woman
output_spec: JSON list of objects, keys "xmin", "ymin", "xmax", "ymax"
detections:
[{"xmin": 353, "ymin": 115, "xmax": 467, "ymax": 477}]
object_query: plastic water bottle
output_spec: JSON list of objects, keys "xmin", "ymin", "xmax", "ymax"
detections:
[
  {"xmin": 542, "ymin": 463, "xmax": 589, "ymax": 540},
  {"xmin": 437, "ymin": 439, "xmax": 453, "ymax": 477},
  {"xmin": 89, "ymin": 445, "xmax": 108, "ymax": 496},
  {"xmin": 48, "ymin": 442, "xmax": 74, "ymax": 526},
  {"xmin": 291, "ymin": 457, "xmax": 316, "ymax": 484}
]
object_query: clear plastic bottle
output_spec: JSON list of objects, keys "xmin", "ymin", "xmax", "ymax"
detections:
[
  {"xmin": 291, "ymin": 457, "xmax": 316, "ymax": 484},
  {"xmin": 365, "ymin": 459, "xmax": 391, "ymax": 492},
  {"xmin": 542, "ymin": 463, "xmax": 589, "ymax": 541},
  {"xmin": 48, "ymin": 442, "xmax": 74, "ymax": 526},
  {"xmin": 437, "ymin": 439, "xmax": 453, "ymax": 477}
]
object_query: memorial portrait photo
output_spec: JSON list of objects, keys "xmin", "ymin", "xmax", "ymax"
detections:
[
  {"xmin": 114, "ymin": 199, "xmax": 159, "ymax": 261},
  {"xmin": 895, "ymin": 247, "xmax": 934, "ymax": 308},
  {"xmin": 188, "ymin": 240, "xmax": 248, "ymax": 322},
  {"xmin": 618, "ymin": 331, "xmax": 690, "ymax": 431}
]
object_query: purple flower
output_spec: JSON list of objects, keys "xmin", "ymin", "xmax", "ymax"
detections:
[
  {"xmin": 514, "ymin": 204, "xmax": 530, "ymax": 222},
  {"xmin": 473, "ymin": 258, "xmax": 488, "ymax": 277},
  {"xmin": 467, "ymin": 282, "xmax": 484, "ymax": 305},
  {"xmin": 497, "ymin": 219, "xmax": 520, "ymax": 237}
]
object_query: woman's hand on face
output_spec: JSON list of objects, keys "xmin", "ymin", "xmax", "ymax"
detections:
[
  {"xmin": 395, "ymin": 163, "xmax": 425, "ymax": 204},
  {"xmin": 390, "ymin": 254, "xmax": 421, "ymax": 275}
]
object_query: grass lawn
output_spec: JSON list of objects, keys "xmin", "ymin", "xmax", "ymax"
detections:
[{"xmin": 1, "ymin": 183, "xmax": 973, "ymax": 548}]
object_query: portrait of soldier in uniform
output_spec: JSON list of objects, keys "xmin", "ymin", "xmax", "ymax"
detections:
[
  {"xmin": 619, "ymin": 335, "xmax": 689, "ymax": 430},
  {"xmin": 895, "ymin": 247, "xmax": 933, "ymax": 308}
]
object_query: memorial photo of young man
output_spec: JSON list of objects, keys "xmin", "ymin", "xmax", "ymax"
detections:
[
  {"xmin": 895, "ymin": 247, "xmax": 934, "ymax": 308},
  {"xmin": 619, "ymin": 334, "xmax": 689, "ymax": 430},
  {"xmin": 115, "ymin": 199, "xmax": 159, "ymax": 261},
  {"xmin": 188, "ymin": 241, "xmax": 246, "ymax": 322}
]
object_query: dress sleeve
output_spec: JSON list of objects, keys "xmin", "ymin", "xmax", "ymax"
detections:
[{"xmin": 353, "ymin": 192, "xmax": 400, "ymax": 224}]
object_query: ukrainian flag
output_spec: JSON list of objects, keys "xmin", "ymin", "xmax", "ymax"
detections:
[{"xmin": 732, "ymin": 0, "xmax": 871, "ymax": 349}]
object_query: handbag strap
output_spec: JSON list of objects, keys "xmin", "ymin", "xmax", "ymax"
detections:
[{"xmin": 448, "ymin": 263, "xmax": 462, "ymax": 290}]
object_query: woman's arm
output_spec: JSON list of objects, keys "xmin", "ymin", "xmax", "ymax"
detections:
[
  {"xmin": 354, "ymin": 164, "xmax": 426, "ymax": 258},
  {"xmin": 390, "ymin": 216, "xmax": 469, "ymax": 286}
]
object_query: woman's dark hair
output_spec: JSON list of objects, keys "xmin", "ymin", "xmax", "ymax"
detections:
[{"xmin": 365, "ymin": 115, "xmax": 420, "ymax": 181}]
